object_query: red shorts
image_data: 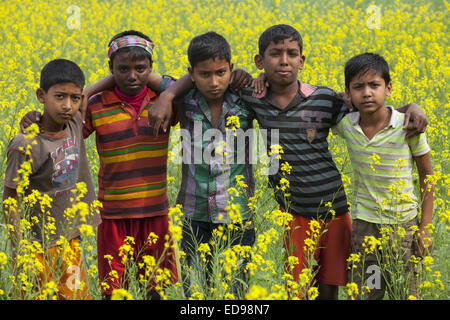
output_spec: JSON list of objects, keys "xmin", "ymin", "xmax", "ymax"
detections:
[
  {"xmin": 283, "ymin": 210, "xmax": 352, "ymax": 287},
  {"xmin": 97, "ymin": 215, "xmax": 178, "ymax": 295}
]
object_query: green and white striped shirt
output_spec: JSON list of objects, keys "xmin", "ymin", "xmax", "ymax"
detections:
[{"xmin": 332, "ymin": 106, "xmax": 430, "ymax": 224}]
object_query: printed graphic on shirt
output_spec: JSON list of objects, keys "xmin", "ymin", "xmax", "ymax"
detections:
[
  {"xmin": 299, "ymin": 110, "xmax": 324, "ymax": 129},
  {"xmin": 51, "ymin": 137, "xmax": 79, "ymax": 195}
]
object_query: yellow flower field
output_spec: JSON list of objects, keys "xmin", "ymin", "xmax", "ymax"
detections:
[{"xmin": 0, "ymin": 0, "xmax": 448, "ymax": 300}]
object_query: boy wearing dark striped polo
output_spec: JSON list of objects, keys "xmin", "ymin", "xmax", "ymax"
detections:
[
  {"xmin": 242, "ymin": 25, "xmax": 352, "ymax": 300},
  {"xmin": 332, "ymin": 53, "xmax": 433, "ymax": 299},
  {"xmin": 82, "ymin": 30, "xmax": 178, "ymax": 299}
]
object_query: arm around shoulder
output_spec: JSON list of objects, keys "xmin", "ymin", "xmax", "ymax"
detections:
[
  {"xmin": 397, "ymin": 103, "xmax": 428, "ymax": 138},
  {"xmin": 148, "ymin": 74, "xmax": 193, "ymax": 136}
]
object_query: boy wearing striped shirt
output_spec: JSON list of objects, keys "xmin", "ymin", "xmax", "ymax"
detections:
[
  {"xmin": 82, "ymin": 30, "xmax": 178, "ymax": 299},
  {"xmin": 332, "ymin": 53, "xmax": 434, "ymax": 299}
]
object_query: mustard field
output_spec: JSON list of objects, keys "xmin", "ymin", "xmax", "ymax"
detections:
[{"xmin": 0, "ymin": 0, "xmax": 448, "ymax": 300}]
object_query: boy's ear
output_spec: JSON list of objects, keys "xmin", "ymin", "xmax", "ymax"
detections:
[
  {"xmin": 385, "ymin": 81, "xmax": 392, "ymax": 96},
  {"xmin": 254, "ymin": 54, "xmax": 264, "ymax": 70},
  {"xmin": 299, "ymin": 54, "xmax": 306, "ymax": 71},
  {"xmin": 229, "ymin": 62, "xmax": 234, "ymax": 72},
  {"xmin": 188, "ymin": 66, "xmax": 194, "ymax": 82},
  {"xmin": 343, "ymin": 88, "xmax": 355, "ymax": 111},
  {"xmin": 148, "ymin": 60, "xmax": 153, "ymax": 74},
  {"xmin": 108, "ymin": 60, "xmax": 113, "ymax": 74},
  {"xmin": 36, "ymin": 88, "xmax": 46, "ymax": 103}
]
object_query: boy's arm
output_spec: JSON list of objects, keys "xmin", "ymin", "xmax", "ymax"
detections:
[
  {"xmin": 414, "ymin": 152, "xmax": 434, "ymax": 257},
  {"xmin": 397, "ymin": 103, "xmax": 428, "ymax": 138},
  {"xmin": 3, "ymin": 185, "xmax": 21, "ymax": 250},
  {"xmin": 149, "ymin": 74, "xmax": 193, "ymax": 136},
  {"xmin": 149, "ymin": 68, "xmax": 254, "ymax": 136},
  {"xmin": 80, "ymin": 74, "xmax": 165, "ymax": 122},
  {"xmin": 3, "ymin": 135, "xmax": 32, "ymax": 249}
]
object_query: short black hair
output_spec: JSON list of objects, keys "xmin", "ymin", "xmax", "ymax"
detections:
[
  {"xmin": 345, "ymin": 53, "xmax": 391, "ymax": 89},
  {"xmin": 258, "ymin": 24, "xmax": 303, "ymax": 56},
  {"xmin": 108, "ymin": 30, "xmax": 153, "ymax": 66},
  {"xmin": 187, "ymin": 31, "xmax": 231, "ymax": 68},
  {"xmin": 40, "ymin": 59, "xmax": 85, "ymax": 92}
]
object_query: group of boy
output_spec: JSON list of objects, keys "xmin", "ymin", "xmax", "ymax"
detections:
[{"xmin": 3, "ymin": 23, "xmax": 433, "ymax": 300}]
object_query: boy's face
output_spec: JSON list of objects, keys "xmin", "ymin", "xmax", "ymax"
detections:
[
  {"xmin": 254, "ymin": 38, "xmax": 305, "ymax": 88},
  {"xmin": 109, "ymin": 51, "xmax": 152, "ymax": 96},
  {"xmin": 188, "ymin": 58, "xmax": 233, "ymax": 104},
  {"xmin": 36, "ymin": 82, "xmax": 83, "ymax": 130},
  {"xmin": 346, "ymin": 70, "xmax": 392, "ymax": 114}
]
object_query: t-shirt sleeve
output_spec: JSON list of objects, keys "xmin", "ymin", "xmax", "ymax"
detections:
[
  {"xmin": 158, "ymin": 75, "xmax": 177, "ymax": 93},
  {"xmin": 408, "ymin": 132, "xmax": 431, "ymax": 157},
  {"xmin": 4, "ymin": 135, "xmax": 30, "ymax": 189},
  {"xmin": 82, "ymin": 94, "xmax": 99, "ymax": 139},
  {"xmin": 231, "ymin": 87, "xmax": 256, "ymax": 121}
]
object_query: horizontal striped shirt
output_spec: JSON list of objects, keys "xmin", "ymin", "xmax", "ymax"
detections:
[
  {"xmin": 83, "ymin": 88, "xmax": 173, "ymax": 219},
  {"xmin": 332, "ymin": 106, "xmax": 430, "ymax": 224},
  {"xmin": 238, "ymin": 82, "xmax": 349, "ymax": 219},
  {"xmin": 160, "ymin": 77, "xmax": 255, "ymax": 223}
]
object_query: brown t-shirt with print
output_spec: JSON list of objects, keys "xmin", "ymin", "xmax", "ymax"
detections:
[{"xmin": 4, "ymin": 112, "xmax": 100, "ymax": 247}]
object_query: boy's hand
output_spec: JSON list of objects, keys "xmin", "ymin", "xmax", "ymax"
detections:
[
  {"xmin": 251, "ymin": 72, "xmax": 268, "ymax": 98},
  {"xmin": 149, "ymin": 92, "xmax": 174, "ymax": 137},
  {"xmin": 20, "ymin": 111, "xmax": 41, "ymax": 133},
  {"xmin": 415, "ymin": 225, "xmax": 433, "ymax": 257},
  {"xmin": 229, "ymin": 68, "xmax": 253, "ymax": 91},
  {"xmin": 337, "ymin": 92, "xmax": 354, "ymax": 112},
  {"xmin": 400, "ymin": 103, "xmax": 428, "ymax": 138}
]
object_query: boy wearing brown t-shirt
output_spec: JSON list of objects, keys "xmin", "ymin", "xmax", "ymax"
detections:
[{"xmin": 3, "ymin": 59, "xmax": 100, "ymax": 299}]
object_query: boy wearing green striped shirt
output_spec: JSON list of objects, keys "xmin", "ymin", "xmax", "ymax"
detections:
[{"xmin": 332, "ymin": 53, "xmax": 434, "ymax": 299}]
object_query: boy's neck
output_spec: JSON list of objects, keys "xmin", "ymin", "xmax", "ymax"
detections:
[
  {"xmin": 114, "ymin": 85, "xmax": 147, "ymax": 99},
  {"xmin": 206, "ymin": 97, "xmax": 224, "ymax": 128},
  {"xmin": 359, "ymin": 105, "xmax": 391, "ymax": 139},
  {"xmin": 267, "ymin": 80, "xmax": 299, "ymax": 109}
]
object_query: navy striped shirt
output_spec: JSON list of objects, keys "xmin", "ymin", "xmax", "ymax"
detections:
[{"xmin": 238, "ymin": 81, "xmax": 349, "ymax": 218}]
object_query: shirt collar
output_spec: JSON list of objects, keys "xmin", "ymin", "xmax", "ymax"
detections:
[
  {"xmin": 253, "ymin": 80, "xmax": 317, "ymax": 99},
  {"xmin": 195, "ymin": 87, "xmax": 239, "ymax": 118},
  {"xmin": 348, "ymin": 105, "xmax": 396, "ymax": 126},
  {"xmin": 102, "ymin": 87, "xmax": 156, "ymax": 106}
]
